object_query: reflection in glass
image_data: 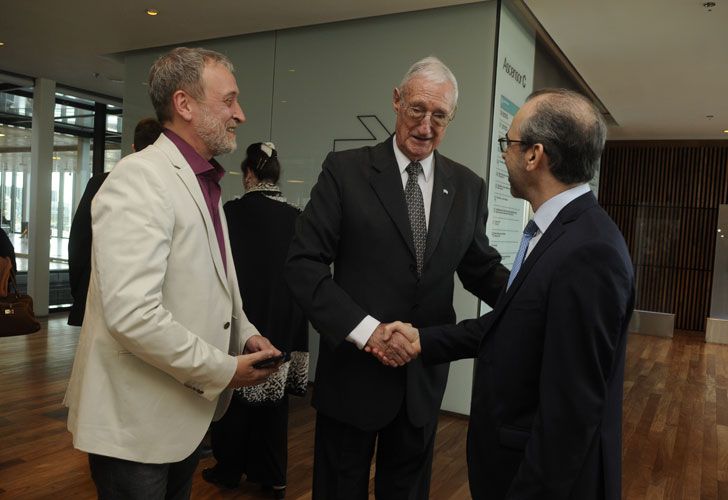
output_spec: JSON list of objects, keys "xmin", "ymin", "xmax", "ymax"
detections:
[
  {"xmin": 710, "ymin": 205, "xmax": 728, "ymax": 320},
  {"xmin": 0, "ymin": 93, "xmax": 33, "ymax": 117},
  {"xmin": 104, "ymin": 144, "xmax": 121, "ymax": 172},
  {"xmin": 63, "ymin": 172, "xmax": 74, "ymax": 238},
  {"xmin": 51, "ymin": 171, "xmax": 60, "ymax": 238},
  {"xmin": 13, "ymin": 172, "xmax": 23, "ymax": 234},
  {"xmin": 0, "ymin": 87, "xmax": 122, "ymax": 305},
  {"xmin": 1, "ymin": 171, "xmax": 11, "ymax": 226}
]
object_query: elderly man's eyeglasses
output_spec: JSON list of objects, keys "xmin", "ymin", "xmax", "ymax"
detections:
[
  {"xmin": 401, "ymin": 104, "xmax": 453, "ymax": 128},
  {"xmin": 497, "ymin": 134, "xmax": 531, "ymax": 153}
]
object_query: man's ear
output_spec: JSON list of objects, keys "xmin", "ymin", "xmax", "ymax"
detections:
[
  {"xmin": 172, "ymin": 90, "xmax": 194, "ymax": 122},
  {"xmin": 526, "ymin": 143, "xmax": 546, "ymax": 172},
  {"xmin": 392, "ymin": 87, "xmax": 401, "ymax": 113}
]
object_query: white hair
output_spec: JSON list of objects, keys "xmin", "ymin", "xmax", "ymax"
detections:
[{"xmin": 398, "ymin": 56, "xmax": 459, "ymax": 107}]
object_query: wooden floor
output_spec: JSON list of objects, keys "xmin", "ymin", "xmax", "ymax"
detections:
[
  {"xmin": 1, "ymin": 316, "xmax": 726, "ymax": 499},
  {"xmin": 621, "ymin": 330, "xmax": 728, "ymax": 499},
  {"xmin": 0, "ymin": 314, "xmax": 469, "ymax": 499}
]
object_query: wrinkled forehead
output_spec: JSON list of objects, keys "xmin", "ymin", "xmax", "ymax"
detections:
[
  {"xmin": 201, "ymin": 62, "xmax": 239, "ymax": 97},
  {"xmin": 401, "ymin": 77, "xmax": 455, "ymax": 108}
]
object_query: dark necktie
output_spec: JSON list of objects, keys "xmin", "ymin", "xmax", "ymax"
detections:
[
  {"xmin": 405, "ymin": 162, "xmax": 426, "ymax": 277},
  {"xmin": 507, "ymin": 219, "xmax": 539, "ymax": 289}
]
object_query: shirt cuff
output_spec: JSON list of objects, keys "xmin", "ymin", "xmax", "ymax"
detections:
[{"xmin": 346, "ymin": 315, "xmax": 381, "ymax": 350}]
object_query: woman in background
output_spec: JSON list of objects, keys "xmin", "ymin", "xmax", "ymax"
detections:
[
  {"xmin": 0, "ymin": 226, "xmax": 16, "ymax": 274},
  {"xmin": 203, "ymin": 142, "xmax": 308, "ymax": 499},
  {"xmin": 0, "ymin": 226, "xmax": 16, "ymax": 296}
]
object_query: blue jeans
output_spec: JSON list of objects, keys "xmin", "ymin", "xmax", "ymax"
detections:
[{"xmin": 88, "ymin": 447, "xmax": 201, "ymax": 500}]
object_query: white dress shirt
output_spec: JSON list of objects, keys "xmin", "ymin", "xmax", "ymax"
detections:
[
  {"xmin": 346, "ymin": 136, "xmax": 435, "ymax": 349},
  {"xmin": 526, "ymin": 183, "xmax": 591, "ymax": 259}
]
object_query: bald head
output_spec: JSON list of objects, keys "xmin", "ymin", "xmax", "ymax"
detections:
[{"xmin": 518, "ymin": 88, "xmax": 607, "ymax": 185}]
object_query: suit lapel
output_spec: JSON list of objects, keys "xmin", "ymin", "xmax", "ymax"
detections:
[
  {"xmin": 424, "ymin": 151, "xmax": 455, "ymax": 266},
  {"xmin": 485, "ymin": 192, "xmax": 598, "ymax": 331},
  {"xmin": 155, "ymin": 135, "xmax": 230, "ymax": 295},
  {"xmin": 369, "ymin": 139, "xmax": 416, "ymax": 258}
]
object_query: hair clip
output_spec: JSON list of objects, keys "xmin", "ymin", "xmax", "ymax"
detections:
[{"xmin": 261, "ymin": 142, "xmax": 276, "ymax": 158}]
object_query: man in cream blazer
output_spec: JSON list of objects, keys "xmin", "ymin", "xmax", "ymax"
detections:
[{"xmin": 64, "ymin": 47, "xmax": 281, "ymax": 499}]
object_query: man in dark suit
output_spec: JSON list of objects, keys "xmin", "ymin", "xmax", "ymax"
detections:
[
  {"xmin": 285, "ymin": 56, "xmax": 508, "ymax": 499},
  {"xmin": 67, "ymin": 118, "xmax": 163, "ymax": 325},
  {"xmin": 376, "ymin": 88, "xmax": 635, "ymax": 499}
]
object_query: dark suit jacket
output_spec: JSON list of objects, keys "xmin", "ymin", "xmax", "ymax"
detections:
[
  {"xmin": 224, "ymin": 192, "xmax": 308, "ymax": 354},
  {"xmin": 420, "ymin": 192, "xmax": 635, "ymax": 500},
  {"xmin": 286, "ymin": 137, "xmax": 508, "ymax": 430},
  {"xmin": 68, "ymin": 173, "xmax": 108, "ymax": 326}
]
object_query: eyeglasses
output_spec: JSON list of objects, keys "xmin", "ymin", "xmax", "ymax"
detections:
[
  {"xmin": 401, "ymin": 103, "xmax": 453, "ymax": 128},
  {"xmin": 498, "ymin": 134, "xmax": 530, "ymax": 153}
]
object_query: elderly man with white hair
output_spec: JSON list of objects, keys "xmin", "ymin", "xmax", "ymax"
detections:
[{"xmin": 286, "ymin": 56, "xmax": 508, "ymax": 500}]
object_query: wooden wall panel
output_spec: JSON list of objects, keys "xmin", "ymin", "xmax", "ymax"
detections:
[{"xmin": 599, "ymin": 141, "xmax": 728, "ymax": 332}]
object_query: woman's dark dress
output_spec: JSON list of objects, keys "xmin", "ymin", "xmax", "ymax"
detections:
[{"xmin": 210, "ymin": 190, "xmax": 308, "ymax": 488}]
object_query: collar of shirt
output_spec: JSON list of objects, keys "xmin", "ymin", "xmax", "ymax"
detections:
[
  {"xmin": 392, "ymin": 135, "xmax": 434, "ymax": 182},
  {"xmin": 533, "ymin": 183, "xmax": 591, "ymax": 235},
  {"xmin": 163, "ymin": 129, "xmax": 226, "ymax": 182}
]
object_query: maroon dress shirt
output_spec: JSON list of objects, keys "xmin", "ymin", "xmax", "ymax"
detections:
[{"xmin": 163, "ymin": 129, "xmax": 228, "ymax": 273}]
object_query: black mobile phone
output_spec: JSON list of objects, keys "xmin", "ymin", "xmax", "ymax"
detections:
[{"xmin": 252, "ymin": 351, "xmax": 288, "ymax": 369}]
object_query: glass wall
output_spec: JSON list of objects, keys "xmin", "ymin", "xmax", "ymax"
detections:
[
  {"xmin": 0, "ymin": 125, "xmax": 31, "ymax": 237},
  {"xmin": 0, "ymin": 86, "xmax": 122, "ymax": 307},
  {"xmin": 106, "ymin": 105, "xmax": 123, "ymax": 172}
]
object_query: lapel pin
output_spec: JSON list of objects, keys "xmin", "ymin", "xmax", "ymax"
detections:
[{"xmin": 443, "ymin": 189, "xmax": 449, "ymax": 195}]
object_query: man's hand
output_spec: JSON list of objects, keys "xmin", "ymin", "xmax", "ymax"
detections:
[
  {"xmin": 365, "ymin": 321, "xmax": 421, "ymax": 367},
  {"xmin": 244, "ymin": 335, "xmax": 280, "ymax": 354},
  {"xmin": 227, "ymin": 350, "xmax": 282, "ymax": 388},
  {"xmin": 227, "ymin": 335, "xmax": 283, "ymax": 388},
  {"xmin": 383, "ymin": 322, "xmax": 421, "ymax": 366},
  {"xmin": 365, "ymin": 323, "xmax": 408, "ymax": 367}
]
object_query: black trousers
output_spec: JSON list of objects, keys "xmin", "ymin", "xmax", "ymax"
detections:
[
  {"xmin": 312, "ymin": 403, "xmax": 437, "ymax": 500},
  {"xmin": 88, "ymin": 447, "xmax": 200, "ymax": 500},
  {"xmin": 210, "ymin": 393, "xmax": 289, "ymax": 487}
]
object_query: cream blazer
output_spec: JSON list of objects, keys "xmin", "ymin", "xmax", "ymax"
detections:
[{"xmin": 64, "ymin": 134, "xmax": 259, "ymax": 463}]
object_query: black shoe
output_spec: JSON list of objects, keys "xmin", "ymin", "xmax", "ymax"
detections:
[
  {"xmin": 198, "ymin": 443, "xmax": 213, "ymax": 458},
  {"xmin": 202, "ymin": 467, "xmax": 240, "ymax": 489},
  {"xmin": 262, "ymin": 484, "xmax": 286, "ymax": 499}
]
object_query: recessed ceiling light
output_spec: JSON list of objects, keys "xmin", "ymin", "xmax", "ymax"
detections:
[
  {"xmin": 0, "ymin": 42, "xmax": 5, "ymax": 47},
  {"xmin": 287, "ymin": 179, "xmax": 305, "ymax": 184},
  {"xmin": 146, "ymin": 8, "xmax": 159, "ymax": 16},
  {"xmin": 723, "ymin": 129, "xmax": 728, "ymax": 134}
]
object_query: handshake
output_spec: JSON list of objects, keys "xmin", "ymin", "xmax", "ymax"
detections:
[{"xmin": 364, "ymin": 321, "xmax": 421, "ymax": 367}]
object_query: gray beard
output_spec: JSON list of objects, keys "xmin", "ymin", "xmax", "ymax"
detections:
[{"xmin": 195, "ymin": 114, "xmax": 236, "ymax": 157}]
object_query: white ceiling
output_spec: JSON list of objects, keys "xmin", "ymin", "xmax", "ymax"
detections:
[
  {"xmin": 1, "ymin": 0, "xmax": 727, "ymax": 140},
  {"xmin": 523, "ymin": 0, "xmax": 728, "ymax": 140},
  {"xmin": 0, "ymin": 0, "xmax": 478, "ymax": 96}
]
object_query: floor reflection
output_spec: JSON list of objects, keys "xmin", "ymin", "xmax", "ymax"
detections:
[{"xmin": 8, "ymin": 233, "xmax": 69, "ymax": 271}]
